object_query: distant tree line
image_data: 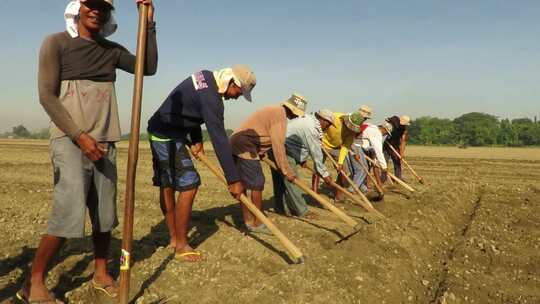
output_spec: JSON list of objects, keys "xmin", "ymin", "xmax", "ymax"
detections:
[
  {"xmin": 4, "ymin": 114, "xmax": 540, "ymax": 147},
  {"xmin": 409, "ymin": 112, "xmax": 540, "ymax": 146}
]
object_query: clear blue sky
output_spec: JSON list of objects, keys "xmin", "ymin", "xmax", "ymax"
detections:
[{"xmin": 1, "ymin": 0, "xmax": 539, "ymax": 133}]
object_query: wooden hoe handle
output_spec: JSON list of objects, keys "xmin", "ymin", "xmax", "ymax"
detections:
[
  {"xmin": 262, "ymin": 158, "xmax": 359, "ymax": 228},
  {"xmin": 193, "ymin": 153, "xmax": 304, "ymax": 264}
]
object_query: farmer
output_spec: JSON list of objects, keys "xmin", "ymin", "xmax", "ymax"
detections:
[
  {"xmin": 22, "ymin": 0, "xmax": 157, "ymax": 302},
  {"xmin": 316, "ymin": 110, "xmax": 369, "ymax": 200},
  {"xmin": 352, "ymin": 121, "xmax": 393, "ymax": 194},
  {"xmin": 382, "ymin": 115, "xmax": 410, "ymax": 182},
  {"xmin": 272, "ymin": 109, "xmax": 335, "ymax": 218},
  {"xmin": 229, "ymin": 94, "xmax": 306, "ymax": 233},
  {"xmin": 147, "ymin": 65, "xmax": 256, "ymax": 261}
]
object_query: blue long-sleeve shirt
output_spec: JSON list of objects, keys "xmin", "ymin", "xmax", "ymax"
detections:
[
  {"xmin": 285, "ymin": 115, "xmax": 330, "ymax": 178},
  {"xmin": 147, "ymin": 70, "xmax": 240, "ymax": 183}
]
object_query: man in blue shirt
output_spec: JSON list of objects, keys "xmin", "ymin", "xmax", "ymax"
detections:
[
  {"xmin": 271, "ymin": 109, "xmax": 334, "ymax": 218},
  {"xmin": 147, "ymin": 65, "xmax": 256, "ymax": 262}
]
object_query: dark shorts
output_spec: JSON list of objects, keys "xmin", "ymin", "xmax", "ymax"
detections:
[
  {"xmin": 234, "ymin": 156, "xmax": 265, "ymax": 191},
  {"xmin": 150, "ymin": 139, "xmax": 201, "ymax": 191}
]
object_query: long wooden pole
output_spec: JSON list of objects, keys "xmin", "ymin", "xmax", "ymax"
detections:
[
  {"xmin": 365, "ymin": 155, "xmax": 416, "ymax": 192},
  {"xmin": 386, "ymin": 143, "xmax": 425, "ymax": 184},
  {"xmin": 118, "ymin": 5, "xmax": 149, "ymax": 304},
  {"xmin": 303, "ymin": 166, "xmax": 385, "ymax": 219},
  {"xmin": 322, "ymin": 147, "xmax": 384, "ymax": 195},
  {"xmin": 193, "ymin": 153, "xmax": 304, "ymax": 264},
  {"xmin": 262, "ymin": 158, "xmax": 359, "ymax": 228}
]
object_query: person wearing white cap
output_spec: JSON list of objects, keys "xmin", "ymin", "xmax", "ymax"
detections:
[
  {"xmin": 382, "ymin": 115, "xmax": 411, "ymax": 182},
  {"xmin": 22, "ymin": 0, "xmax": 157, "ymax": 302},
  {"xmin": 146, "ymin": 65, "xmax": 256, "ymax": 261},
  {"xmin": 271, "ymin": 109, "xmax": 335, "ymax": 219}
]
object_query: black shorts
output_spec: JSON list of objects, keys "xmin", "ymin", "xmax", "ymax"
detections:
[
  {"xmin": 150, "ymin": 139, "xmax": 201, "ymax": 191},
  {"xmin": 234, "ymin": 156, "xmax": 265, "ymax": 191}
]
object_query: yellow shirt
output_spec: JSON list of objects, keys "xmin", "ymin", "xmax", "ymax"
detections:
[{"xmin": 322, "ymin": 112, "xmax": 356, "ymax": 165}]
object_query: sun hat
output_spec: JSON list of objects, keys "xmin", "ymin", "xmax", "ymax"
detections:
[
  {"xmin": 358, "ymin": 105, "xmax": 372, "ymax": 119},
  {"xmin": 282, "ymin": 93, "xmax": 308, "ymax": 117},
  {"xmin": 315, "ymin": 109, "xmax": 336, "ymax": 126},
  {"xmin": 231, "ymin": 65, "xmax": 257, "ymax": 102},
  {"xmin": 344, "ymin": 112, "xmax": 365, "ymax": 133},
  {"xmin": 399, "ymin": 115, "xmax": 411, "ymax": 126},
  {"xmin": 381, "ymin": 121, "xmax": 394, "ymax": 134}
]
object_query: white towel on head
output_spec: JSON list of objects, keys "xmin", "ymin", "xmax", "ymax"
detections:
[
  {"xmin": 65, "ymin": 0, "xmax": 118, "ymax": 38},
  {"xmin": 213, "ymin": 68, "xmax": 242, "ymax": 94}
]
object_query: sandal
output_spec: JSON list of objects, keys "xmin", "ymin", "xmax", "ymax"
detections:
[
  {"xmin": 246, "ymin": 223, "xmax": 273, "ymax": 235},
  {"xmin": 92, "ymin": 279, "xmax": 119, "ymax": 298},
  {"xmin": 174, "ymin": 251, "xmax": 203, "ymax": 262}
]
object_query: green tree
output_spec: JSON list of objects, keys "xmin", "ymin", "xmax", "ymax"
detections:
[
  {"xmin": 453, "ymin": 112, "xmax": 499, "ymax": 146},
  {"xmin": 12, "ymin": 124, "xmax": 31, "ymax": 138},
  {"xmin": 409, "ymin": 117, "xmax": 456, "ymax": 145}
]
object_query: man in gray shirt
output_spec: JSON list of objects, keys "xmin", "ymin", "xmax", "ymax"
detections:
[
  {"xmin": 18, "ymin": 1, "xmax": 157, "ymax": 302},
  {"xmin": 271, "ymin": 109, "xmax": 334, "ymax": 218}
]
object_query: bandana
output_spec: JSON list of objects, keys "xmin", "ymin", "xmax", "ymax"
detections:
[{"xmin": 65, "ymin": 0, "xmax": 118, "ymax": 38}]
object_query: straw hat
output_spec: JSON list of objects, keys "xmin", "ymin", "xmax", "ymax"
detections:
[
  {"xmin": 315, "ymin": 109, "xmax": 336, "ymax": 126},
  {"xmin": 399, "ymin": 115, "xmax": 411, "ymax": 126},
  {"xmin": 358, "ymin": 105, "xmax": 372, "ymax": 119}
]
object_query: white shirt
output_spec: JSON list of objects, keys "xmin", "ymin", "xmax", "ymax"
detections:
[{"xmin": 354, "ymin": 123, "xmax": 387, "ymax": 169}]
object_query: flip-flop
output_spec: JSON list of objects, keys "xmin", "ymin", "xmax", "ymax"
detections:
[
  {"xmin": 92, "ymin": 279, "xmax": 119, "ymax": 298},
  {"xmin": 15, "ymin": 290, "xmax": 64, "ymax": 304},
  {"xmin": 174, "ymin": 251, "xmax": 202, "ymax": 262},
  {"xmin": 247, "ymin": 224, "xmax": 273, "ymax": 235}
]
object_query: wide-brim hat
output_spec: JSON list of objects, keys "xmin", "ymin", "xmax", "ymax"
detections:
[
  {"xmin": 359, "ymin": 105, "xmax": 372, "ymax": 119},
  {"xmin": 381, "ymin": 121, "xmax": 394, "ymax": 135},
  {"xmin": 315, "ymin": 109, "xmax": 336, "ymax": 127},
  {"xmin": 283, "ymin": 93, "xmax": 307, "ymax": 117},
  {"xmin": 400, "ymin": 115, "xmax": 411, "ymax": 126},
  {"xmin": 344, "ymin": 112, "xmax": 364, "ymax": 133}
]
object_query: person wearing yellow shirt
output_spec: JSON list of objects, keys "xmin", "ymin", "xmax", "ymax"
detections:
[{"xmin": 315, "ymin": 106, "xmax": 371, "ymax": 200}]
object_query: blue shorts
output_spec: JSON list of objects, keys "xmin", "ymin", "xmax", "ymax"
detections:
[{"xmin": 150, "ymin": 139, "xmax": 201, "ymax": 191}]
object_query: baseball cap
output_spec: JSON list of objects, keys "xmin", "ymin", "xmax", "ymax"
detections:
[{"xmin": 232, "ymin": 64, "xmax": 257, "ymax": 102}]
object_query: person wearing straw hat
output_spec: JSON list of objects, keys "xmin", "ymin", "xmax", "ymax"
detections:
[
  {"xmin": 272, "ymin": 109, "xmax": 335, "ymax": 218},
  {"xmin": 146, "ymin": 65, "xmax": 256, "ymax": 262},
  {"xmin": 382, "ymin": 115, "xmax": 411, "ymax": 182},
  {"xmin": 352, "ymin": 121, "xmax": 393, "ymax": 195},
  {"xmin": 230, "ymin": 94, "xmax": 306, "ymax": 233},
  {"xmin": 21, "ymin": 0, "xmax": 157, "ymax": 302},
  {"xmin": 320, "ymin": 110, "xmax": 370, "ymax": 200}
]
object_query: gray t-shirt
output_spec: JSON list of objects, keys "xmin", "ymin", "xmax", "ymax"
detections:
[{"xmin": 38, "ymin": 24, "xmax": 158, "ymax": 141}]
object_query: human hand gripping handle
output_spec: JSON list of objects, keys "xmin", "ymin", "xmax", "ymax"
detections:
[
  {"xmin": 190, "ymin": 142, "xmax": 204, "ymax": 157},
  {"xmin": 136, "ymin": 0, "xmax": 154, "ymax": 23},
  {"xmin": 76, "ymin": 133, "xmax": 106, "ymax": 162}
]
